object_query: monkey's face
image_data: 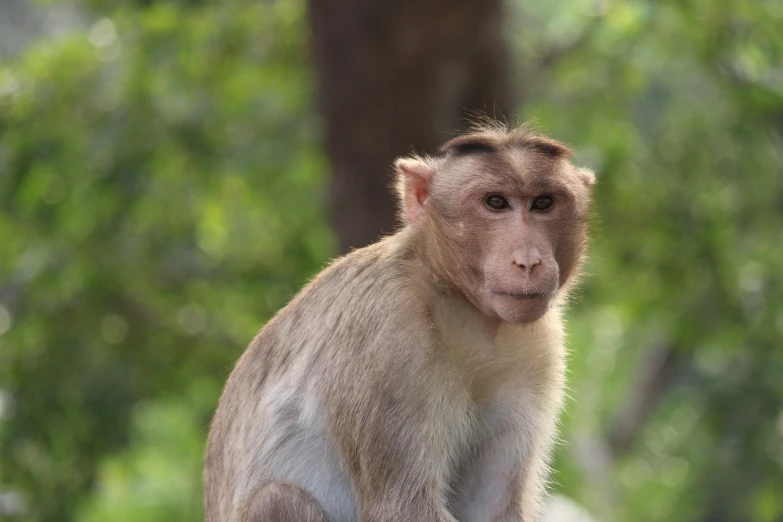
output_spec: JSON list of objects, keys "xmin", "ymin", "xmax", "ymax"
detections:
[{"xmin": 430, "ymin": 151, "xmax": 593, "ymax": 324}]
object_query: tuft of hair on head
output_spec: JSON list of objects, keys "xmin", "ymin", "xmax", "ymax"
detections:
[
  {"xmin": 440, "ymin": 118, "xmax": 573, "ymax": 159},
  {"xmin": 576, "ymin": 166, "xmax": 596, "ymax": 186}
]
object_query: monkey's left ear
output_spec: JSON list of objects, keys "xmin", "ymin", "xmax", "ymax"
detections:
[
  {"xmin": 394, "ymin": 156, "xmax": 435, "ymax": 226},
  {"xmin": 577, "ymin": 167, "xmax": 596, "ymax": 187}
]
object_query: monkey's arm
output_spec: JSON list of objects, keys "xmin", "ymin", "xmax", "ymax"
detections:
[
  {"xmin": 451, "ymin": 399, "xmax": 562, "ymax": 522},
  {"xmin": 323, "ymin": 337, "xmax": 465, "ymax": 522},
  {"xmin": 450, "ymin": 424, "xmax": 526, "ymax": 522}
]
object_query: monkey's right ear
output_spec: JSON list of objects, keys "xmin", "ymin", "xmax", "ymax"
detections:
[
  {"xmin": 394, "ymin": 157, "xmax": 436, "ymax": 226},
  {"xmin": 577, "ymin": 167, "xmax": 596, "ymax": 187}
]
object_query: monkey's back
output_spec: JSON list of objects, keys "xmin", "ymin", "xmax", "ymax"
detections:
[{"xmin": 204, "ymin": 231, "xmax": 433, "ymax": 522}]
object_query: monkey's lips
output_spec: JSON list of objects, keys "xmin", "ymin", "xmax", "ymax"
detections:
[{"xmin": 485, "ymin": 289, "xmax": 552, "ymax": 323}]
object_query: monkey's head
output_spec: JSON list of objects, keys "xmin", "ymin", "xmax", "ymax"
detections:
[{"xmin": 395, "ymin": 123, "xmax": 595, "ymax": 324}]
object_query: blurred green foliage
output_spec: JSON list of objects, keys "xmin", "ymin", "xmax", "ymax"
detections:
[
  {"xmin": 0, "ymin": 0, "xmax": 782, "ymax": 521},
  {"xmin": 512, "ymin": 1, "xmax": 783, "ymax": 520},
  {"xmin": 0, "ymin": 1, "xmax": 330, "ymax": 520}
]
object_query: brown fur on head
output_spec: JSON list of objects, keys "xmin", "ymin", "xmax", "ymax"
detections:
[{"xmin": 394, "ymin": 122, "xmax": 595, "ymax": 324}]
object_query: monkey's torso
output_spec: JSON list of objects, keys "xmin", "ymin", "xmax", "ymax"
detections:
[{"xmin": 204, "ymin": 231, "xmax": 566, "ymax": 522}]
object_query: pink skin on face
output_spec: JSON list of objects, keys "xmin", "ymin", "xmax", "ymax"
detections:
[{"xmin": 467, "ymin": 192, "xmax": 564, "ymax": 324}]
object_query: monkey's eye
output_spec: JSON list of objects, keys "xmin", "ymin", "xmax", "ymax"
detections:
[
  {"xmin": 531, "ymin": 196, "xmax": 554, "ymax": 211},
  {"xmin": 485, "ymin": 195, "xmax": 509, "ymax": 210}
]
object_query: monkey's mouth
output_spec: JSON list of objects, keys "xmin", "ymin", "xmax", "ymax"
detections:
[{"xmin": 490, "ymin": 291, "xmax": 546, "ymax": 300}]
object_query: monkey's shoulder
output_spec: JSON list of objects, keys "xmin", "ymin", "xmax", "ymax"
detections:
[
  {"xmin": 244, "ymin": 235, "xmax": 428, "ymax": 356},
  {"xmin": 283, "ymin": 235, "xmax": 425, "ymax": 320}
]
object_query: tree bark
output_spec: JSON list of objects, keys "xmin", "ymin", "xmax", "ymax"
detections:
[{"xmin": 308, "ymin": 0, "xmax": 510, "ymax": 252}]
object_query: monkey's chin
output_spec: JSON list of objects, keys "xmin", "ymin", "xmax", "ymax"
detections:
[{"xmin": 487, "ymin": 291, "xmax": 552, "ymax": 324}]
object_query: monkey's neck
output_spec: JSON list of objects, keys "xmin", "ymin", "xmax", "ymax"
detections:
[{"xmin": 427, "ymin": 288, "xmax": 564, "ymax": 403}]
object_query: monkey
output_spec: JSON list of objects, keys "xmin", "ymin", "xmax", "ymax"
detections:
[{"xmin": 204, "ymin": 121, "xmax": 596, "ymax": 522}]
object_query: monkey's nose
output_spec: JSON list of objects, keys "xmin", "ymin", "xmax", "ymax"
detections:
[{"xmin": 512, "ymin": 247, "xmax": 542, "ymax": 274}]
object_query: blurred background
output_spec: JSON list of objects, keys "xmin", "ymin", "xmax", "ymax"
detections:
[{"xmin": 1, "ymin": 0, "xmax": 782, "ymax": 521}]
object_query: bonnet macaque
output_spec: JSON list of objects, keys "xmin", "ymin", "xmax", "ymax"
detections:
[{"xmin": 204, "ymin": 121, "xmax": 596, "ymax": 522}]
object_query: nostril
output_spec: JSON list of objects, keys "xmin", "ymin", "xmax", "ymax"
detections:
[
  {"xmin": 519, "ymin": 262, "xmax": 536, "ymax": 273},
  {"xmin": 513, "ymin": 260, "xmax": 534, "ymax": 274},
  {"xmin": 512, "ymin": 248, "xmax": 542, "ymax": 273}
]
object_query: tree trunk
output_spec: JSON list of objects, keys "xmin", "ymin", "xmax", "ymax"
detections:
[{"xmin": 308, "ymin": 0, "xmax": 511, "ymax": 252}]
